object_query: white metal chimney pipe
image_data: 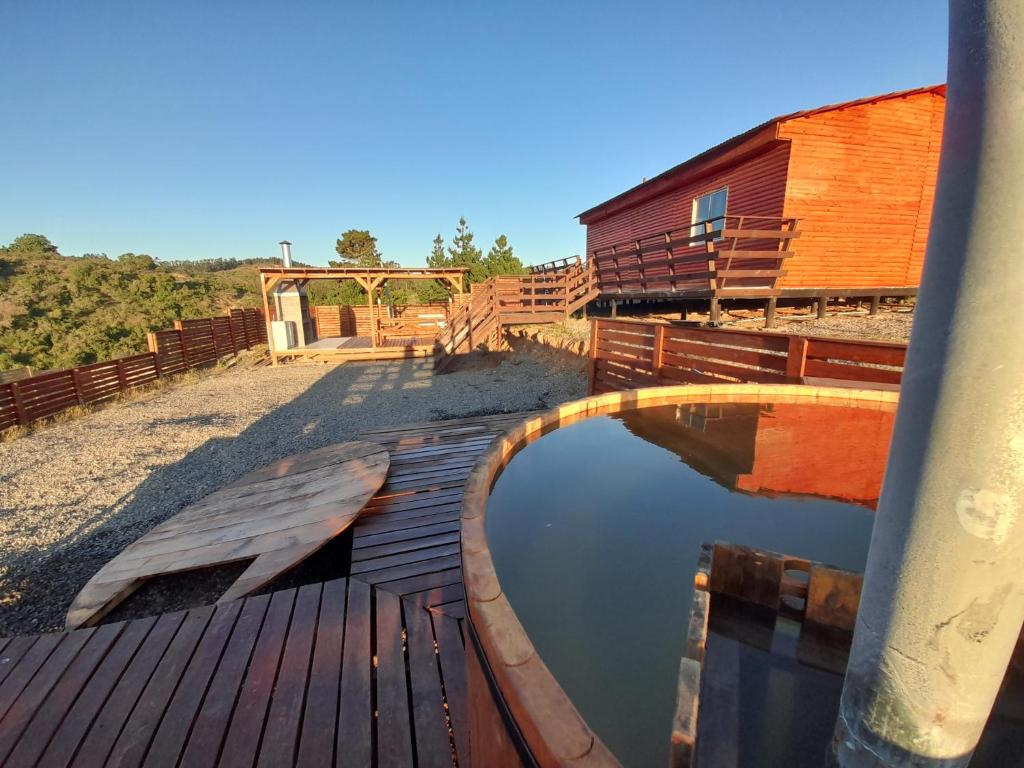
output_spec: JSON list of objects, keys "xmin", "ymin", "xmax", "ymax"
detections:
[
  {"xmin": 832, "ymin": 0, "xmax": 1024, "ymax": 764},
  {"xmin": 279, "ymin": 240, "xmax": 292, "ymax": 269}
]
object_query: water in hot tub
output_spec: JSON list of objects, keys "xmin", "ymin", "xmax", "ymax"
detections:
[{"xmin": 485, "ymin": 401, "xmax": 895, "ymax": 767}]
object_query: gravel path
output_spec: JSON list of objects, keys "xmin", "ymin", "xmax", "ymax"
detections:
[{"xmin": 0, "ymin": 352, "xmax": 585, "ymax": 635}]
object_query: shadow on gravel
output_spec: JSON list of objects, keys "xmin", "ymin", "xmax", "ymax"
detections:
[
  {"xmin": 2, "ymin": 352, "xmax": 578, "ymax": 634},
  {"xmin": 1, "ymin": 361, "xmax": 427, "ymax": 634}
]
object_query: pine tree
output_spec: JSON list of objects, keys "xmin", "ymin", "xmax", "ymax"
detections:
[
  {"xmin": 483, "ymin": 235, "xmax": 524, "ymax": 277},
  {"xmin": 331, "ymin": 229, "xmax": 383, "ymax": 268},
  {"xmin": 447, "ymin": 217, "xmax": 486, "ymax": 287},
  {"xmin": 427, "ymin": 234, "xmax": 448, "ymax": 268}
]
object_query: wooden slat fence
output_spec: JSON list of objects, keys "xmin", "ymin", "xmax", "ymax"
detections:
[
  {"xmin": 588, "ymin": 318, "xmax": 906, "ymax": 394},
  {"xmin": 0, "ymin": 308, "xmax": 266, "ymax": 432},
  {"xmin": 311, "ymin": 305, "xmax": 373, "ymax": 337},
  {"xmin": 312, "ymin": 304, "xmax": 453, "ymax": 341}
]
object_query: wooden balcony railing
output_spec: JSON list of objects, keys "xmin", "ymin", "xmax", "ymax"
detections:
[{"xmin": 591, "ymin": 215, "xmax": 800, "ymax": 298}]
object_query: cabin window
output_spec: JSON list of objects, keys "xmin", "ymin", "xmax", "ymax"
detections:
[{"xmin": 690, "ymin": 188, "xmax": 728, "ymax": 244}]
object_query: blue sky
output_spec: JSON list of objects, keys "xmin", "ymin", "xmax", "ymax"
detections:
[{"xmin": 0, "ymin": 1, "xmax": 948, "ymax": 267}]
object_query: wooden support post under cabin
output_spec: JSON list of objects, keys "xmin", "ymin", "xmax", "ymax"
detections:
[
  {"xmin": 680, "ymin": 305, "xmax": 687, "ymax": 321},
  {"xmin": 709, "ymin": 298, "xmax": 721, "ymax": 326},
  {"xmin": 610, "ymin": 299, "xmax": 618, "ymax": 318},
  {"xmin": 817, "ymin": 296, "xmax": 828, "ymax": 319},
  {"xmin": 765, "ymin": 297, "xmax": 777, "ymax": 329},
  {"xmin": 869, "ymin": 295, "xmax": 881, "ymax": 315}
]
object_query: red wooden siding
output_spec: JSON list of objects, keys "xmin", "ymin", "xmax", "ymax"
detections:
[
  {"xmin": 581, "ymin": 87, "xmax": 945, "ymax": 297},
  {"xmin": 778, "ymin": 91, "xmax": 945, "ymax": 289},
  {"xmin": 585, "ymin": 142, "xmax": 791, "ymax": 257}
]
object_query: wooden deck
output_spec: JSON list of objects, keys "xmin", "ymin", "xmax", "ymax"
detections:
[
  {"xmin": 274, "ymin": 335, "xmax": 437, "ymax": 364},
  {"xmin": 0, "ymin": 411, "xmax": 531, "ymax": 767}
]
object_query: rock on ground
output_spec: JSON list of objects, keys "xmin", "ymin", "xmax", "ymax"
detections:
[{"xmin": 0, "ymin": 352, "xmax": 585, "ymax": 635}]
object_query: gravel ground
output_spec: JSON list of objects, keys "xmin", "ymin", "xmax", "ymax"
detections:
[
  {"xmin": 742, "ymin": 310, "xmax": 915, "ymax": 343},
  {"xmin": 0, "ymin": 351, "xmax": 585, "ymax": 635}
]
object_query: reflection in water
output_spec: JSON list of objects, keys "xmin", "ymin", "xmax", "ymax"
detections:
[
  {"xmin": 618, "ymin": 402, "xmax": 893, "ymax": 509},
  {"xmin": 485, "ymin": 401, "xmax": 895, "ymax": 768}
]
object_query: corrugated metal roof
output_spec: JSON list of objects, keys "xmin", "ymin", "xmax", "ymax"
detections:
[{"xmin": 577, "ymin": 84, "xmax": 946, "ymax": 222}]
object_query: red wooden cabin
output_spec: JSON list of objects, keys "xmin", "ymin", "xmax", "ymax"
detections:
[{"xmin": 578, "ymin": 85, "xmax": 946, "ymax": 322}]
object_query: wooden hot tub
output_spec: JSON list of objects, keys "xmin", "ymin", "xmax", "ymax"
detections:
[{"xmin": 460, "ymin": 383, "xmax": 899, "ymax": 767}]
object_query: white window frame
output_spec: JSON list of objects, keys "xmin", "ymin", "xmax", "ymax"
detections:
[{"xmin": 689, "ymin": 187, "xmax": 729, "ymax": 245}]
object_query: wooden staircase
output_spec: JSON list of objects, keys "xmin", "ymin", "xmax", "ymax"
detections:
[{"xmin": 433, "ymin": 257, "xmax": 598, "ymax": 371}]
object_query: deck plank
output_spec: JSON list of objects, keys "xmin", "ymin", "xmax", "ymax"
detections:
[
  {"xmin": 0, "ymin": 636, "xmax": 41, "ymax": 689},
  {"xmin": 178, "ymin": 595, "xmax": 271, "ymax": 768},
  {"xmin": 71, "ymin": 611, "xmax": 187, "ymax": 768},
  {"xmin": 142, "ymin": 601, "xmax": 243, "ymax": 768},
  {"xmin": 36, "ymin": 617, "xmax": 159, "ymax": 768},
  {"xmin": 0, "ymin": 629, "xmax": 96, "ymax": 762},
  {"xmin": 257, "ymin": 583, "xmax": 321, "ymax": 767},
  {"xmin": 336, "ymin": 579, "xmax": 372, "ymax": 768},
  {"xmin": 374, "ymin": 590, "xmax": 414, "ymax": 768},
  {"xmin": 0, "ymin": 633, "xmax": 64, "ymax": 722},
  {"xmin": 433, "ymin": 613, "xmax": 471, "ymax": 766},
  {"xmin": 105, "ymin": 604, "xmax": 215, "ymax": 768},
  {"xmin": 405, "ymin": 599, "xmax": 454, "ymax": 768},
  {"xmin": 2, "ymin": 623, "xmax": 122, "ymax": 767},
  {"xmin": 217, "ymin": 589, "xmax": 296, "ymax": 768},
  {"xmin": 296, "ymin": 579, "xmax": 347, "ymax": 768}
]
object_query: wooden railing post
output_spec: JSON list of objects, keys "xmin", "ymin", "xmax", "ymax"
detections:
[
  {"xmin": 10, "ymin": 381, "xmax": 28, "ymax": 426},
  {"xmin": 175, "ymin": 320, "xmax": 190, "ymax": 369},
  {"xmin": 147, "ymin": 332, "xmax": 163, "ymax": 378},
  {"xmin": 786, "ymin": 335, "xmax": 809, "ymax": 380},
  {"xmin": 653, "ymin": 324, "xmax": 666, "ymax": 384},
  {"xmin": 587, "ymin": 318, "xmax": 600, "ymax": 394},
  {"xmin": 115, "ymin": 358, "xmax": 128, "ymax": 393},
  {"xmin": 225, "ymin": 310, "xmax": 239, "ymax": 353},
  {"xmin": 209, "ymin": 317, "xmax": 220, "ymax": 358},
  {"xmin": 72, "ymin": 369, "xmax": 86, "ymax": 405}
]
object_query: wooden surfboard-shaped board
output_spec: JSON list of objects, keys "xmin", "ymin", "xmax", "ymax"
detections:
[{"xmin": 66, "ymin": 441, "xmax": 390, "ymax": 630}]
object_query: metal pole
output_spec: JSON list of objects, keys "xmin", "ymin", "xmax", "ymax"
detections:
[{"xmin": 833, "ymin": 1, "xmax": 1024, "ymax": 765}]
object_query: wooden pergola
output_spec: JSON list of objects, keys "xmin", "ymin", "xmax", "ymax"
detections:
[{"xmin": 258, "ymin": 266, "xmax": 468, "ymax": 363}]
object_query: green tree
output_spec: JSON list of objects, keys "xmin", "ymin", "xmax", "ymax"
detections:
[
  {"xmin": 8, "ymin": 234, "xmax": 58, "ymax": 257},
  {"xmin": 117, "ymin": 253, "xmax": 157, "ymax": 271},
  {"xmin": 483, "ymin": 235, "xmax": 524, "ymax": 277},
  {"xmin": 446, "ymin": 217, "xmax": 486, "ymax": 287},
  {"xmin": 427, "ymin": 234, "xmax": 447, "ymax": 268},
  {"xmin": 331, "ymin": 229, "xmax": 383, "ymax": 268}
]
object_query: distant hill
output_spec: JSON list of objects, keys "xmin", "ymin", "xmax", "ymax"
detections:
[{"xmin": 0, "ymin": 234, "xmax": 273, "ymax": 371}]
